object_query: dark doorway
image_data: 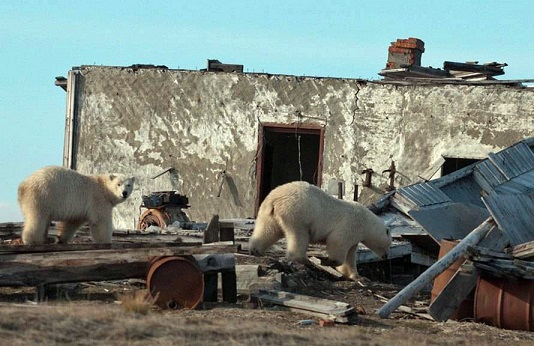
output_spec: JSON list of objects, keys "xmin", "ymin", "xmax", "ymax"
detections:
[
  {"xmin": 255, "ymin": 123, "xmax": 324, "ymax": 215},
  {"xmin": 441, "ymin": 157, "xmax": 480, "ymax": 175}
]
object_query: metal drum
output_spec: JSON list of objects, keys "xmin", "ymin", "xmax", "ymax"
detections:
[
  {"xmin": 431, "ymin": 239, "xmax": 475, "ymax": 321},
  {"xmin": 146, "ymin": 256, "xmax": 204, "ymax": 310},
  {"xmin": 474, "ymin": 276, "xmax": 534, "ymax": 331}
]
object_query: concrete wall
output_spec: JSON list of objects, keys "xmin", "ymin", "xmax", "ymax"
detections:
[{"xmin": 66, "ymin": 66, "xmax": 534, "ymax": 228}]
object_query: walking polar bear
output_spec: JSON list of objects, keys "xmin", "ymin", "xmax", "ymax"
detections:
[
  {"xmin": 18, "ymin": 166, "xmax": 135, "ymax": 245},
  {"xmin": 249, "ymin": 181, "xmax": 391, "ymax": 280}
]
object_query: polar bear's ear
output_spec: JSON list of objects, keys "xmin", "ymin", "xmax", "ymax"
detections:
[
  {"xmin": 130, "ymin": 176, "xmax": 135, "ymax": 182},
  {"xmin": 109, "ymin": 174, "xmax": 116, "ymax": 181}
]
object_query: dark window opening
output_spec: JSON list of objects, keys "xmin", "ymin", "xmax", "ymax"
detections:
[{"xmin": 441, "ymin": 157, "xmax": 480, "ymax": 176}]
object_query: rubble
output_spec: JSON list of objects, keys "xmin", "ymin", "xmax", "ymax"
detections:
[{"xmin": 374, "ymin": 137, "xmax": 534, "ymax": 331}]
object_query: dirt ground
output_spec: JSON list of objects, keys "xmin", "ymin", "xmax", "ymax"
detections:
[{"xmin": 0, "ymin": 253, "xmax": 533, "ymax": 346}]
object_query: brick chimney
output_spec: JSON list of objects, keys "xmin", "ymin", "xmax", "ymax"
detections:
[{"xmin": 385, "ymin": 38, "xmax": 425, "ymax": 69}]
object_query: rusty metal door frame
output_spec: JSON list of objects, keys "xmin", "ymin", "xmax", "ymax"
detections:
[{"xmin": 254, "ymin": 122, "xmax": 324, "ymax": 215}]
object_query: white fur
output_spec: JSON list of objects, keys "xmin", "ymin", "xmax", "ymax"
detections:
[
  {"xmin": 249, "ymin": 181, "xmax": 392, "ymax": 279},
  {"xmin": 18, "ymin": 166, "xmax": 135, "ymax": 244}
]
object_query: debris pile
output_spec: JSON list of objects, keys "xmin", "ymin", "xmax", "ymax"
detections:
[
  {"xmin": 375, "ymin": 137, "xmax": 534, "ymax": 332},
  {"xmin": 380, "ymin": 37, "xmax": 507, "ymax": 80}
]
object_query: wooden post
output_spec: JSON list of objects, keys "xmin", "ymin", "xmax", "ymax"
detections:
[
  {"xmin": 377, "ymin": 217, "xmax": 495, "ymax": 319},
  {"xmin": 203, "ymin": 215, "xmax": 221, "ymax": 302},
  {"xmin": 203, "ymin": 274, "xmax": 219, "ymax": 302},
  {"xmin": 203, "ymin": 217, "xmax": 237, "ymax": 303},
  {"xmin": 353, "ymin": 184, "xmax": 358, "ymax": 202},
  {"xmin": 203, "ymin": 214, "xmax": 220, "ymax": 244},
  {"xmin": 337, "ymin": 182, "xmax": 343, "ymax": 199},
  {"xmin": 220, "ymin": 220, "xmax": 237, "ymax": 303}
]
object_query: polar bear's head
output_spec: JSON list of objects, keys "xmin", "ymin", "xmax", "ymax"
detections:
[
  {"xmin": 107, "ymin": 174, "xmax": 135, "ymax": 202},
  {"xmin": 361, "ymin": 225, "xmax": 392, "ymax": 260}
]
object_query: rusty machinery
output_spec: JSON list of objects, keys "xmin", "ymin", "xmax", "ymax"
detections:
[{"xmin": 138, "ymin": 191, "xmax": 191, "ymax": 231}]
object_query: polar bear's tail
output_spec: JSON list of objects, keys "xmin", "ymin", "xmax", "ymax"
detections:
[{"xmin": 249, "ymin": 199, "xmax": 284, "ymax": 256}]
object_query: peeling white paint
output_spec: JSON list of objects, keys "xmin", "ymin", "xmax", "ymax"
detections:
[{"xmin": 70, "ymin": 66, "xmax": 534, "ymax": 227}]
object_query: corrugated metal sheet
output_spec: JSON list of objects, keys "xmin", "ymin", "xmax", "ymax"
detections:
[
  {"xmin": 396, "ymin": 182, "xmax": 452, "ymax": 207},
  {"xmin": 482, "ymin": 192, "xmax": 534, "ymax": 246}
]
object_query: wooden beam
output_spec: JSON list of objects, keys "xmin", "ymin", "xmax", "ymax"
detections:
[
  {"xmin": 377, "ymin": 217, "xmax": 495, "ymax": 319},
  {"xmin": 308, "ymin": 257, "xmax": 344, "ymax": 279},
  {"xmin": 512, "ymin": 240, "xmax": 534, "ymax": 259},
  {"xmin": 0, "ymin": 244, "xmax": 237, "ymax": 287},
  {"xmin": 0, "ymin": 241, "xmax": 201, "ymax": 254},
  {"xmin": 251, "ymin": 289, "xmax": 356, "ymax": 323}
]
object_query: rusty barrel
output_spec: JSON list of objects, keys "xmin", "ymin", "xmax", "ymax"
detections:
[
  {"xmin": 431, "ymin": 239, "xmax": 475, "ymax": 321},
  {"xmin": 474, "ymin": 276, "xmax": 534, "ymax": 331},
  {"xmin": 146, "ymin": 256, "xmax": 204, "ymax": 309}
]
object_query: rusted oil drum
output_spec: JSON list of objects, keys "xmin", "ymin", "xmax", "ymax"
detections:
[
  {"xmin": 474, "ymin": 276, "xmax": 534, "ymax": 331},
  {"xmin": 431, "ymin": 239, "xmax": 475, "ymax": 321},
  {"xmin": 146, "ymin": 256, "xmax": 204, "ymax": 309},
  {"xmin": 138, "ymin": 208, "xmax": 171, "ymax": 230}
]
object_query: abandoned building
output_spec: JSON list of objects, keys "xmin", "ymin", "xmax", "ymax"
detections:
[{"xmin": 54, "ymin": 39, "xmax": 534, "ymax": 230}]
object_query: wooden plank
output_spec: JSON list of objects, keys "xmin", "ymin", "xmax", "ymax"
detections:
[
  {"xmin": 235, "ymin": 265, "xmax": 263, "ymax": 294},
  {"xmin": 358, "ymin": 242, "xmax": 412, "ymax": 263},
  {"xmin": 0, "ymin": 244, "xmax": 237, "ymax": 287},
  {"xmin": 308, "ymin": 257, "xmax": 344, "ymax": 279},
  {"xmin": 374, "ymin": 294, "xmax": 433, "ymax": 321},
  {"xmin": 408, "ymin": 203, "xmax": 490, "ymax": 243},
  {"xmin": 512, "ymin": 240, "xmax": 534, "ymax": 259},
  {"xmin": 254, "ymin": 289, "xmax": 354, "ymax": 316},
  {"xmin": 418, "ymin": 156, "xmax": 446, "ymax": 182},
  {"xmin": 467, "ymin": 245, "xmax": 514, "ymax": 259},
  {"xmin": 410, "ymin": 251, "xmax": 436, "ymax": 267},
  {"xmin": 472, "ymin": 258, "xmax": 534, "ymax": 279},
  {"xmin": 0, "ymin": 241, "xmax": 201, "ymax": 254},
  {"xmin": 251, "ymin": 289, "xmax": 355, "ymax": 323},
  {"xmin": 482, "ymin": 192, "xmax": 534, "ymax": 246}
]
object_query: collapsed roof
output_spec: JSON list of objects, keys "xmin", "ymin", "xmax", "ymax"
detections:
[{"xmin": 372, "ymin": 136, "xmax": 534, "ymax": 253}]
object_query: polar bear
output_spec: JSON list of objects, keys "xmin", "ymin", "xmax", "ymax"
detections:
[
  {"xmin": 249, "ymin": 181, "xmax": 391, "ymax": 280},
  {"xmin": 18, "ymin": 166, "xmax": 135, "ymax": 245}
]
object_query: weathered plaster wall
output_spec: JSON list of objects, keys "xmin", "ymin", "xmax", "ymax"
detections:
[{"xmin": 69, "ymin": 66, "xmax": 534, "ymax": 228}]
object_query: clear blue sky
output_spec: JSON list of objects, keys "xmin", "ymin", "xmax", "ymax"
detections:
[{"xmin": 1, "ymin": 0, "xmax": 532, "ymax": 222}]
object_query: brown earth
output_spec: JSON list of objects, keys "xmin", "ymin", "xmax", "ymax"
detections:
[{"xmin": 0, "ymin": 253, "xmax": 533, "ymax": 346}]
